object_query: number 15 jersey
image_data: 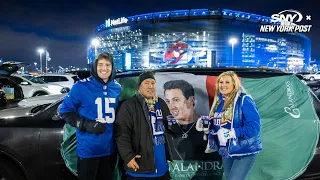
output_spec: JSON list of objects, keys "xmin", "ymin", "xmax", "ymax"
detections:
[{"xmin": 59, "ymin": 76, "xmax": 122, "ymax": 158}]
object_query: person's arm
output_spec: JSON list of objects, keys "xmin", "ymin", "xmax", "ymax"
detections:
[
  {"xmin": 114, "ymin": 102, "xmax": 137, "ymax": 166},
  {"xmin": 59, "ymin": 83, "xmax": 106, "ymax": 134},
  {"xmin": 59, "ymin": 83, "xmax": 82, "ymax": 125},
  {"xmin": 234, "ymin": 96, "xmax": 261, "ymax": 139}
]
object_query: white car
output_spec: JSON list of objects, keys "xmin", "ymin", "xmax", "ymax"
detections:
[
  {"xmin": 12, "ymin": 74, "xmax": 68, "ymax": 98},
  {"xmin": 38, "ymin": 74, "xmax": 79, "ymax": 89},
  {"xmin": 303, "ymin": 72, "xmax": 320, "ymax": 81}
]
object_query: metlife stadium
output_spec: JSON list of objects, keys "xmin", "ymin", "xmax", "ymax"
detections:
[{"xmin": 87, "ymin": 9, "xmax": 311, "ymax": 72}]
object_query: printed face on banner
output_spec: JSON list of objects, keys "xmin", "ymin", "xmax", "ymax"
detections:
[{"xmin": 164, "ymin": 88, "xmax": 195, "ymax": 123}]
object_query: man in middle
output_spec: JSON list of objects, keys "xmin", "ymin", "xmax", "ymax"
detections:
[{"xmin": 115, "ymin": 71, "xmax": 172, "ymax": 180}]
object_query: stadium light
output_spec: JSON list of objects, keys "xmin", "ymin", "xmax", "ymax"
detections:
[
  {"xmin": 229, "ymin": 38, "xmax": 238, "ymax": 45},
  {"xmin": 38, "ymin": 48, "xmax": 45, "ymax": 74},
  {"xmin": 91, "ymin": 38, "xmax": 100, "ymax": 57},
  {"xmin": 229, "ymin": 37, "xmax": 238, "ymax": 66},
  {"xmin": 34, "ymin": 62, "xmax": 37, "ymax": 72},
  {"xmin": 91, "ymin": 38, "xmax": 99, "ymax": 47}
]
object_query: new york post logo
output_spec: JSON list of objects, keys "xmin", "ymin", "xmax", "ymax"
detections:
[{"xmin": 260, "ymin": 10, "xmax": 312, "ymax": 33}]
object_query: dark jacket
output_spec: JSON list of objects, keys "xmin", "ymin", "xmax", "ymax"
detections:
[{"xmin": 114, "ymin": 93, "xmax": 173, "ymax": 173}]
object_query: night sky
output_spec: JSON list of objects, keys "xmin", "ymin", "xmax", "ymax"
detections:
[{"xmin": 0, "ymin": 0, "xmax": 317, "ymax": 68}]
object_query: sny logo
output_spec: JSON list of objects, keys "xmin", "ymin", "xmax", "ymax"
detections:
[
  {"xmin": 270, "ymin": 9, "xmax": 303, "ymax": 24},
  {"xmin": 260, "ymin": 9, "xmax": 312, "ymax": 33}
]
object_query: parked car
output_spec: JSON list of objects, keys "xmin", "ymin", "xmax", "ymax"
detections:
[
  {"xmin": 11, "ymin": 74, "xmax": 69, "ymax": 98},
  {"xmin": 0, "ymin": 62, "xmax": 68, "ymax": 98},
  {"xmin": 303, "ymin": 72, "xmax": 320, "ymax": 81},
  {"xmin": 0, "ymin": 67, "xmax": 319, "ymax": 180},
  {"xmin": 38, "ymin": 74, "xmax": 79, "ymax": 89}
]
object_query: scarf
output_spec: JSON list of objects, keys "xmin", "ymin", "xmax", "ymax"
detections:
[
  {"xmin": 209, "ymin": 95, "xmax": 234, "ymax": 125},
  {"xmin": 145, "ymin": 96, "xmax": 166, "ymax": 146},
  {"xmin": 208, "ymin": 94, "xmax": 235, "ymax": 157}
]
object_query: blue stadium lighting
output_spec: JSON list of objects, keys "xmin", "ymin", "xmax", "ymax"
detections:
[
  {"xmin": 153, "ymin": 11, "xmax": 171, "ymax": 19},
  {"xmin": 90, "ymin": 8, "xmax": 311, "ymax": 71},
  {"xmin": 127, "ymin": 16, "xmax": 136, "ymax": 22},
  {"xmin": 94, "ymin": 8, "xmax": 287, "ymax": 33}
]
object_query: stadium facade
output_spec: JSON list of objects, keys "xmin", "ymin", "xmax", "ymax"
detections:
[{"xmin": 87, "ymin": 9, "xmax": 311, "ymax": 72}]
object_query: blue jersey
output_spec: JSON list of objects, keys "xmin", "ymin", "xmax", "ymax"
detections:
[{"xmin": 59, "ymin": 76, "xmax": 122, "ymax": 158}]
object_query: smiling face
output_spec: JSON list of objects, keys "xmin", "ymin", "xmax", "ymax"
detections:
[
  {"xmin": 139, "ymin": 78, "xmax": 156, "ymax": 99},
  {"xmin": 218, "ymin": 75, "xmax": 235, "ymax": 96},
  {"xmin": 97, "ymin": 58, "xmax": 112, "ymax": 83},
  {"xmin": 164, "ymin": 88, "xmax": 194, "ymax": 122}
]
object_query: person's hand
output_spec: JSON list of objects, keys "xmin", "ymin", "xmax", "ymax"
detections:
[
  {"xmin": 217, "ymin": 128, "xmax": 229, "ymax": 146},
  {"xmin": 196, "ymin": 118, "xmax": 203, "ymax": 131},
  {"xmin": 127, "ymin": 155, "xmax": 141, "ymax": 171},
  {"xmin": 217, "ymin": 128, "xmax": 236, "ymax": 146},
  {"xmin": 196, "ymin": 117, "xmax": 210, "ymax": 134},
  {"xmin": 224, "ymin": 128, "xmax": 236, "ymax": 139},
  {"xmin": 76, "ymin": 119, "xmax": 106, "ymax": 134}
]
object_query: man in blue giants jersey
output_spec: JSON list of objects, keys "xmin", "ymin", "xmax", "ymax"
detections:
[{"xmin": 59, "ymin": 53, "xmax": 122, "ymax": 180}]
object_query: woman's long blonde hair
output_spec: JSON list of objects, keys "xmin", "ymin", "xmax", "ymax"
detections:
[{"xmin": 214, "ymin": 71, "xmax": 242, "ymax": 110}]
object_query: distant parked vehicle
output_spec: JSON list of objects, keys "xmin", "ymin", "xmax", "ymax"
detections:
[
  {"xmin": 38, "ymin": 74, "xmax": 79, "ymax": 89},
  {"xmin": 12, "ymin": 74, "xmax": 68, "ymax": 98},
  {"xmin": 303, "ymin": 72, "xmax": 320, "ymax": 81}
]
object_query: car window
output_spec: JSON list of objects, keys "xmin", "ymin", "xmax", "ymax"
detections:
[
  {"xmin": 23, "ymin": 76, "xmax": 46, "ymax": 84},
  {"xmin": 40, "ymin": 76, "xmax": 69, "ymax": 82},
  {"xmin": 59, "ymin": 76, "xmax": 69, "ymax": 81},
  {"xmin": 39, "ymin": 76, "xmax": 48, "ymax": 82}
]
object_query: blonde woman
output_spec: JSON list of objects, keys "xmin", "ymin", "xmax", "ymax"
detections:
[{"xmin": 196, "ymin": 71, "xmax": 262, "ymax": 180}]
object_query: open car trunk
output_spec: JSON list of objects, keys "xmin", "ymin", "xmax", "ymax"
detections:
[{"xmin": 0, "ymin": 77, "xmax": 24, "ymax": 108}]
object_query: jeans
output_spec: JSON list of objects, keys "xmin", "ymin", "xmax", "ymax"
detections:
[{"xmin": 222, "ymin": 154, "xmax": 257, "ymax": 180}]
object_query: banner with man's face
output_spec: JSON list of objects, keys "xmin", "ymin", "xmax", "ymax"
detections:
[{"xmin": 156, "ymin": 72, "xmax": 223, "ymax": 179}]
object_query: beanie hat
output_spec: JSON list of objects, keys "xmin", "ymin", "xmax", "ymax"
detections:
[{"xmin": 138, "ymin": 71, "xmax": 155, "ymax": 85}]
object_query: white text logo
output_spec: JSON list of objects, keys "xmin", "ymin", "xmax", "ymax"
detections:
[
  {"xmin": 105, "ymin": 17, "xmax": 128, "ymax": 28},
  {"xmin": 270, "ymin": 9, "xmax": 303, "ymax": 24},
  {"xmin": 284, "ymin": 81, "xmax": 300, "ymax": 118},
  {"xmin": 260, "ymin": 9, "xmax": 312, "ymax": 33}
]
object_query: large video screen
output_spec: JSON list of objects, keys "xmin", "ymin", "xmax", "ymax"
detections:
[{"xmin": 149, "ymin": 32, "xmax": 209, "ymax": 67}]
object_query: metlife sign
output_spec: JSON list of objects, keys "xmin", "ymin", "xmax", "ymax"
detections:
[
  {"xmin": 105, "ymin": 17, "xmax": 128, "ymax": 28},
  {"xmin": 260, "ymin": 9, "xmax": 312, "ymax": 33}
]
